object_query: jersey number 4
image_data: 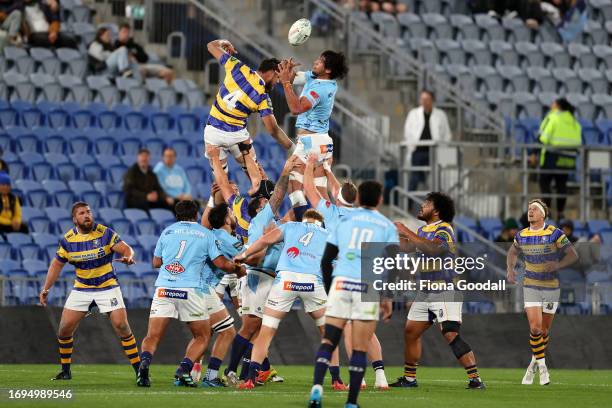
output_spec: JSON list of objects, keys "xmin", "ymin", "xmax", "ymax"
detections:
[
  {"xmin": 348, "ymin": 228, "xmax": 373, "ymax": 249},
  {"xmin": 298, "ymin": 231, "xmax": 314, "ymax": 246},
  {"xmin": 222, "ymin": 90, "xmax": 244, "ymax": 110}
]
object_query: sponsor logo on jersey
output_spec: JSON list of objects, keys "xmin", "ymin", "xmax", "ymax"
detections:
[
  {"xmin": 335, "ymin": 280, "xmax": 367, "ymax": 293},
  {"xmin": 319, "ymin": 144, "xmax": 334, "ymax": 154},
  {"xmin": 310, "ymin": 90, "xmax": 319, "ymax": 100},
  {"xmin": 346, "ymin": 252, "xmax": 356, "ymax": 260},
  {"xmin": 283, "ymin": 281, "xmax": 315, "ymax": 292},
  {"xmin": 165, "ymin": 262, "xmax": 185, "ymax": 274},
  {"xmin": 286, "ymin": 247, "xmax": 300, "ymax": 258},
  {"xmin": 325, "ymin": 201, "xmax": 331, "ymax": 208},
  {"xmin": 157, "ymin": 288, "xmax": 188, "ymax": 299}
]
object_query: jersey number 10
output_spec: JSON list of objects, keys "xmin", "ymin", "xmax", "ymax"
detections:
[{"xmin": 348, "ymin": 228, "xmax": 373, "ymax": 249}]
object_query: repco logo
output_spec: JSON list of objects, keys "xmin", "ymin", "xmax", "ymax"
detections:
[
  {"xmin": 286, "ymin": 247, "xmax": 300, "ymax": 258},
  {"xmin": 165, "ymin": 262, "xmax": 185, "ymax": 274}
]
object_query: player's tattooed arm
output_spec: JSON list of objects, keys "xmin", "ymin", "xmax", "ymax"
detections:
[
  {"xmin": 303, "ymin": 154, "xmax": 322, "ymax": 208},
  {"xmin": 39, "ymin": 258, "xmax": 64, "ymax": 306},
  {"xmin": 269, "ymin": 156, "xmax": 299, "ymax": 214},
  {"xmin": 206, "ymin": 145, "xmax": 234, "ymax": 203},
  {"xmin": 506, "ymin": 243, "xmax": 519, "ymax": 283},
  {"xmin": 207, "ymin": 39, "xmax": 237, "ymax": 60}
]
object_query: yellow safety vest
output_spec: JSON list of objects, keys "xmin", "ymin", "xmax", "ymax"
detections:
[{"xmin": 538, "ymin": 110, "xmax": 582, "ymax": 168}]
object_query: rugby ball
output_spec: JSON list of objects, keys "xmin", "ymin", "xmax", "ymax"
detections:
[{"xmin": 288, "ymin": 18, "xmax": 311, "ymax": 46}]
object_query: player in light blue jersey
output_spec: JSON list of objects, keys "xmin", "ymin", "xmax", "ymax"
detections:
[
  {"xmin": 305, "ymin": 154, "xmax": 390, "ymax": 389},
  {"xmin": 235, "ymin": 209, "xmax": 339, "ymax": 390},
  {"xmin": 309, "ymin": 181, "xmax": 397, "ymax": 408},
  {"xmin": 137, "ymin": 201, "xmax": 245, "ymax": 388},
  {"xmin": 278, "ymin": 51, "xmax": 349, "ymax": 221},
  {"xmin": 221, "ymin": 156, "xmax": 297, "ymax": 386}
]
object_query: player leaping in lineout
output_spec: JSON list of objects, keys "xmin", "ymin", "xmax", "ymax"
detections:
[
  {"xmin": 277, "ymin": 51, "xmax": 348, "ymax": 221},
  {"xmin": 205, "ymin": 39, "xmax": 294, "ymax": 195}
]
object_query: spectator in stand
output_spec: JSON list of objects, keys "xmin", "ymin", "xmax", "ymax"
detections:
[
  {"xmin": 471, "ymin": 0, "xmax": 544, "ymax": 29},
  {"xmin": 123, "ymin": 148, "xmax": 173, "ymax": 211},
  {"xmin": 153, "ymin": 147, "xmax": 193, "ymax": 203},
  {"xmin": 559, "ymin": 219, "xmax": 579, "ymax": 243},
  {"xmin": 559, "ymin": 219, "xmax": 601, "ymax": 273},
  {"xmin": 23, "ymin": 0, "xmax": 77, "ymax": 48},
  {"xmin": 0, "ymin": 0, "xmax": 23, "ymax": 49},
  {"xmin": 0, "ymin": 172, "xmax": 28, "ymax": 233},
  {"xmin": 495, "ymin": 218, "xmax": 520, "ymax": 242},
  {"xmin": 532, "ymin": 97, "xmax": 581, "ymax": 221},
  {"xmin": 542, "ymin": 0, "xmax": 587, "ymax": 42},
  {"xmin": 368, "ymin": 0, "xmax": 407, "ymax": 14},
  {"xmin": 114, "ymin": 23, "xmax": 175, "ymax": 84},
  {"xmin": 403, "ymin": 90, "xmax": 451, "ymax": 193},
  {"xmin": 88, "ymin": 26, "xmax": 136, "ymax": 77}
]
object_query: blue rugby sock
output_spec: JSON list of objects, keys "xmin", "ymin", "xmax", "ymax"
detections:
[
  {"xmin": 347, "ymin": 351, "xmax": 367, "ymax": 405},
  {"xmin": 226, "ymin": 334, "xmax": 250, "ymax": 373},
  {"xmin": 313, "ymin": 343, "xmax": 334, "ymax": 386}
]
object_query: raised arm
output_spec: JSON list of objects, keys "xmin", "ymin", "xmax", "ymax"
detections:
[
  {"xmin": 323, "ymin": 158, "xmax": 341, "ymax": 200},
  {"xmin": 39, "ymin": 258, "xmax": 65, "ymax": 306},
  {"xmin": 207, "ymin": 39, "xmax": 237, "ymax": 61},
  {"xmin": 269, "ymin": 156, "xmax": 299, "ymax": 214},
  {"xmin": 395, "ymin": 221, "xmax": 446, "ymax": 257},
  {"xmin": 304, "ymin": 154, "xmax": 322, "ymax": 208},
  {"xmin": 234, "ymin": 226, "xmax": 284, "ymax": 264},
  {"xmin": 206, "ymin": 145, "xmax": 235, "ymax": 202},
  {"xmin": 279, "ymin": 60, "xmax": 313, "ymax": 115},
  {"xmin": 261, "ymin": 114, "xmax": 294, "ymax": 150}
]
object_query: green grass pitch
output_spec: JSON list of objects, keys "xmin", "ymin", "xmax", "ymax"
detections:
[{"xmin": 1, "ymin": 365, "xmax": 611, "ymax": 408}]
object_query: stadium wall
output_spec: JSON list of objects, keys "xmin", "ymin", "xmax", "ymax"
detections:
[{"xmin": 2, "ymin": 307, "xmax": 611, "ymax": 369}]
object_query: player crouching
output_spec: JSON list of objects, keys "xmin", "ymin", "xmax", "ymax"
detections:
[{"xmin": 136, "ymin": 201, "xmax": 246, "ymax": 387}]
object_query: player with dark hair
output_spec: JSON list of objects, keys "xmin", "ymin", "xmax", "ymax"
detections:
[
  {"xmin": 392, "ymin": 192, "xmax": 485, "ymax": 390},
  {"xmin": 39, "ymin": 202, "xmax": 140, "ymax": 381},
  {"xmin": 137, "ymin": 200, "xmax": 246, "ymax": 388},
  {"xmin": 308, "ymin": 180, "xmax": 397, "ymax": 408},
  {"xmin": 507, "ymin": 199, "xmax": 578, "ymax": 386},
  {"xmin": 277, "ymin": 50, "xmax": 349, "ymax": 221},
  {"xmin": 205, "ymin": 39, "xmax": 294, "ymax": 196}
]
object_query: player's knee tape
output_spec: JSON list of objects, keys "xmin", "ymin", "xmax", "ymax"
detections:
[
  {"xmin": 441, "ymin": 320, "xmax": 461, "ymax": 334},
  {"xmin": 212, "ymin": 315, "xmax": 235, "ymax": 333},
  {"xmin": 262, "ymin": 315, "xmax": 281, "ymax": 329},
  {"xmin": 449, "ymin": 335, "xmax": 472, "ymax": 359},
  {"xmin": 314, "ymin": 316, "xmax": 325, "ymax": 327},
  {"xmin": 289, "ymin": 171, "xmax": 304, "ymax": 183},
  {"xmin": 289, "ymin": 190, "xmax": 307, "ymax": 207},
  {"xmin": 323, "ymin": 324, "xmax": 343, "ymax": 347},
  {"xmin": 237, "ymin": 142, "xmax": 252, "ymax": 153},
  {"xmin": 314, "ymin": 176, "xmax": 327, "ymax": 188}
]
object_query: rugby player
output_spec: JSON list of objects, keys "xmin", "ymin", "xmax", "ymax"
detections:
[
  {"xmin": 277, "ymin": 51, "xmax": 348, "ymax": 221},
  {"xmin": 234, "ymin": 209, "xmax": 338, "ymax": 390},
  {"xmin": 136, "ymin": 200, "xmax": 246, "ymax": 387},
  {"xmin": 507, "ymin": 199, "xmax": 578, "ymax": 385},
  {"xmin": 308, "ymin": 181, "xmax": 396, "ymax": 408},
  {"xmin": 205, "ymin": 39, "xmax": 293, "ymax": 195},
  {"xmin": 39, "ymin": 202, "xmax": 140, "ymax": 381},
  {"xmin": 304, "ymin": 154, "xmax": 389, "ymax": 390},
  {"xmin": 391, "ymin": 193, "xmax": 484, "ymax": 390},
  {"xmin": 221, "ymin": 156, "xmax": 298, "ymax": 386}
]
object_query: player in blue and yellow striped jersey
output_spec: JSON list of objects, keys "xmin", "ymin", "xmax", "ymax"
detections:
[
  {"xmin": 204, "ymin": 39, "xmax": 294, "ymax": 196},
  {"xmin": 392, "ymin": 193, "xmax": 484, "ymax": 390},
  {"xmin": 507, "ymin": 199, "xmax": 578, "ymax": 386},
  {"xmin": 39, "ymin": 202, "xmax": 140, "ymax": 381}
]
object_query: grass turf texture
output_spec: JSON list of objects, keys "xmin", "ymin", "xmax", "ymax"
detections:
[{"xmin": 1, "ymin": 365, "xmax": 611, "ymax": 408}]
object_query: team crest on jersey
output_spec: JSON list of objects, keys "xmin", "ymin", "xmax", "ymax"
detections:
[
  {"xmin": 286, "ymin": 247, "xmax": 300, "ymax": 258},
  {"xmin": 310, "ymin": 90, "xmax": 319, "ymax": 100},
  {"xmin": 110, "ymin": 298, "xmax": 118, "ymax": 307},
  {"xmin": 325, "ymin": 201, "xmax": 331, "ymax": 208},
  {"xmin": 92, "ymin": 239, "xmax": 100, "ymax": 248},
  {"xmin": 165, "ymin": 262, "xmax": 185, "ymax": 274},
  {"xmin": 283, "ymin": 281, "xmax": 314, "ymax": 292}
]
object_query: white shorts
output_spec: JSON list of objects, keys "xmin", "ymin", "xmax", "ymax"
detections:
[
  {"xmin": 325, "ymin": 277, "xmax": 380, "ymax": 321},
  {"xmin": 407, "ymin": 292, "xmax": 463, "ymax": 323},
  {"xmin": 239, "ymin": 270, "xmax": 275, "ymax": 318},
  {"xmin": 524, "ymin": 287, "xmax": 560, "ymax": 314},
  {"xmin": 204, "ymin": 125, "xmax": 252, "ymax": 161},
  {"xmin": 215, "ymin": 273, "xmax": 239, "ymax": 298},
  {"xmin": 205, "ymin": 286, "xmax": 227, "ymax": 315},
  {"xmin": 293, "ymin": 133, "xmax": 333, "ymax": 163},
  {"xmin": 149, "ymin": 287, "xmax": 209, "ymax": 322},
  {"xmin": 266, "ymin": 271, "xmax": 327, "ymax": 313},
  {"xmin": 64, "ymin": 286, "xmax": 126, "ymax": 313}
]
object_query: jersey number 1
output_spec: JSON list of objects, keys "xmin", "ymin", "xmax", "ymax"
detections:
[
  {"xmin": 175, "ymin": 240, "xmax": 187, "ymax": 259},
  {"xmin": 222, "ymin": 90, "xmax": 243, "ymax": 110}
]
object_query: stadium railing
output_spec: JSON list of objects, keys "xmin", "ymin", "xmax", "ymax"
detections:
[{"xmin": 393, "ymin": 141, "xmax": 612, "ymax": 222}]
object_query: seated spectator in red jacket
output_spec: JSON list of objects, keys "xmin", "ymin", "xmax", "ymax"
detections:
[
  {"xmin": 0, "ymin": 172, "xmax": 28, "ymax": 233},
  {"xmin": 23, "ymin": 0, "xmax": 77, "ymax": 48},
  {"xmin": 114, "ymin": 23, "xmax": 175, "ymax": 84},
  {"xmin": 123, "ymin": 148, "xmax": 174, "ymax": 211}
]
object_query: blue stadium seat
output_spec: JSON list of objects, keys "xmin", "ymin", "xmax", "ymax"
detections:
[
  {"xmin": 22, "ymin": 259, "xmax": 48, "ymax": 276},
  {"xmin": 93, "ymin": 135, "xmax": 117, "ymax": 155},
  {"xmin": 6, "ymin": 232, "xmax": 33, "ymax": 246},
  {"xmin": 170, "ymin": 138, "xmax": 192, "ymax": 158},
  {"xmin": 149, "ymin": 209, "xmax": 175, "ymax": 225},
  {"xmin": 28, "ymin": 214, "xmax": 51, "ymax": 233},
  {"xmin": 44, "ymin": 206, "xmax": 70, "ymax": 222},
  {"xmin": 32, "ymin": 232, "xmax": 57, "ymax": 248},
  {"xmin": 120, "ymin": 136, "xmax": 142, "ymax": 156},
  {"xmin": 68, "ymin": 134, "xmax": 91, "ymax": 155},
  {"xmin": 124, "ymin": 208, "xmax": 149, "ymax": 222},
  {"xmin": 107, "ymin": 190, "xmax": 124, "ymax": 208},
  {"xmin": 0, "ymin": 107, "xmax": 19, "ymax": 128},
  {"xmin": 177, "ymin": 113, "xmax": 200, "ymax": 134},
  {"xmin": 587, "ymin": 219, "xmax": 611, "ymax": 235},
  {"xmin": 71, "ymin": 110, "xmax": 95, "ymax": 129},
  {"xmin": 0, "ymin": 259, "xmax": 21, "ymax": 274},
  {"xmin": 21, "ymin": 108, "xmax": 44, "ymax": 128},
  {"xmin": 0, "ymin": 242, "xmax": 13, "ymax": 260},
  {"xmin": 137, "ymin": 234, "xmax": 159, "ymax": 262},
  {"xmin": 47, "ymin": 109, "xmax": 70, "ymax": 129},
  {"xmin": 30, "ymin": 161, "xmax": 53, "ymax": 181},
  {"xmin": 107, "ymin": 164, "xmax": 127, "ymax": 185},
  {"xmin": 108, "ymin": 218, "xmax": 133, "ymax": 236},
  {"xmin": 93, "ymin": 181, "xmax": 108, "ymax": 195},
  {"xmin": 67, "ymin": 180, "xmax": 94, "ymax": 196},
  {"xmin": 151, "ymin": 112, "xmax": 174, "ymax": 133},
  {"xmin": 81, "ymin": 190, "xmax": 105, "ymax": 209},
  {"xmin": 124, "ymin": 111, "xmax": 148, "ymax": 131},
  {"xmin": 99, "ymin": 207, "xmax": 124, "ymax": 223},
  {"xmin": 43, "ymin": 134, "xmax": 68, "ymax": 154},
  {"xmin": 81, "ymin": 162, "xmax": 105, "ymax": 182},
  {"xmin": 185, "ymin": 165, "xmax": 205, "ymax": 186},
  {"xmin": 55, "ymin": 217, "xmax": 74, "ymax": 233},
  {"xmin": 134, "ymin": 218, "xmax": 157, "ymax": 235},
  {"xmin": 0, "ymin": 132, "xmax": 12, "ymax": 154},
  {"xmin": 144, "ymin": 136, "xmax": 165, "ymax": 157},
  {"xmin": 16, "ymin": 133, "xmax": 41, "ymax": 153},
  {"xmin": 98, "ymin": 110, "xmax": 121, "ymax": 130},
  {"xmin": 55, "ymin": 162, "xmax": 78, "ymax": 183},
  {"xmin": 130, "ymin": 263, "xmax": 154, "ymax": 277}
]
